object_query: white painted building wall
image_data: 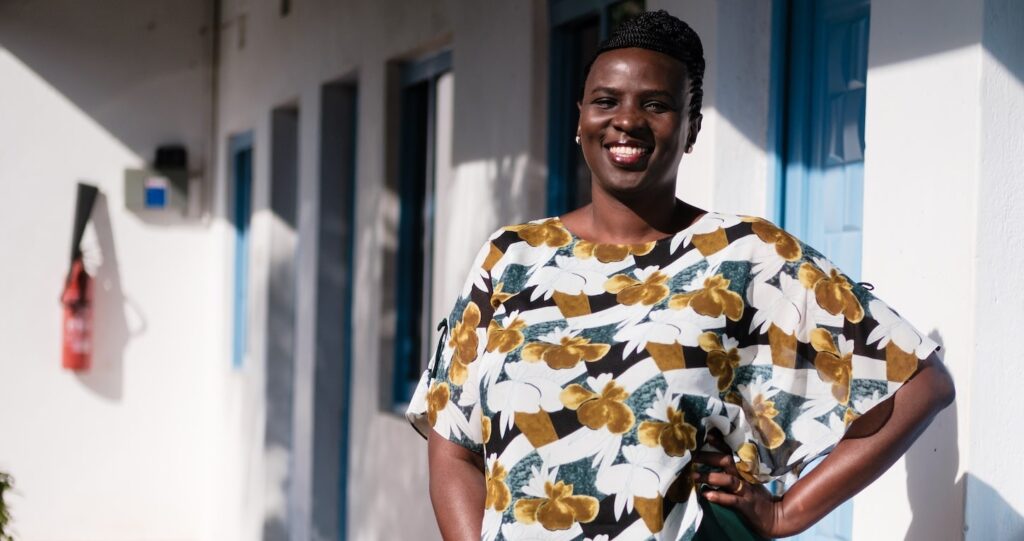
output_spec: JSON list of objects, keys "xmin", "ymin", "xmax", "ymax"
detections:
[
  {"xmin": 211, "ymin": 1, "xmax": 548, "ymax": 540},
  {"xmin": 0, "ymin": 1, "xmax": 218, "ymax": 540},
  {"xmin": 852, "ymin": 0, "xmax": 981, "ymax": 537},
  {"xmin": 966, "ymin": 0, "xmax": 1024, "ymax": 538},
  {"xmin": 1, "ymin": 0, "xmax": 1021, "ymax": 540}
]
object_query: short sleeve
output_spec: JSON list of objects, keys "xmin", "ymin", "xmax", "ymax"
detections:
[
  {"xmin": 733, "ymin": 220, "xmax": 940, "ymax": 482},
  {"xmin": 426, "ymin": 237, "xmax": 501, "ymax": 455}
]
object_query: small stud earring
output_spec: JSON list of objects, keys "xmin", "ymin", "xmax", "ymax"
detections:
[{"xmin": 575, "ymin": 135, "xmax": 581, "ymax": 145}]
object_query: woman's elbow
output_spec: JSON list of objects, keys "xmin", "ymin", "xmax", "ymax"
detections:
[{"xmin": 921, "ymin": 353, "xmax": 956, "ymax": 410}]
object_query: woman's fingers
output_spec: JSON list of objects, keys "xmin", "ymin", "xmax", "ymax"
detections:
[
  {"xmin": 705, "ymin": 429, "xmax": 732, "ymax": 455},
  {"xmin": 691, "ymin": 451, "xmax": 734, "ymax": 469},
  {"xmin": 693, "ymin": 470, "xmax": 744, "ymax": 493},
  {"xmin": 704, "ymin": 489, "xmax": 742, "ymax": 507}
]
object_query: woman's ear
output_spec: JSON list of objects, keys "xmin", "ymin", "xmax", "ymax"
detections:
[{"xmin": 685, "ymin": 113, "xmax": 703, "ymax": 153}]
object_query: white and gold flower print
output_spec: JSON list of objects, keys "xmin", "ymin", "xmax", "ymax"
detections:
[
  {"xmin": 799, "ymin": 257, "xmax": 864, "ymax": 323},
  {"xmin": 500, "ymin": 523, "xmax": 583, "ymax": 541},
  {"xmin": 560, "ymin": 374, "xmax": 636, "ymax": 434},
  {"xmin": 866, "ymin": 299, "xmax": 938, "ymax": 382},
  {"xmin": 595, "ymin": 444, "xmax": 683, "ymax": 531},
  {"xmin": 669, "ymin": 265, "xmax": 744, "ymax": 321},
  {"xmin": 427, "ymin": 381, "xmax": 472, "ymax": 441},
  {"xmin": 748, "ymin": 273, "xmax": 805, "ymax": 336},
  {"xmin": 514, "ymin": 465, "xmax": 599, "ymax": 531},
  {"xmin": 526, "ymin": 255, "xmax": 624, "ymax": 302},
  {"xmin": 809, "ymin": 329, "xmax": 854, "ymax": 404},
  {"xmin": 487, "ymin": 360, "xmax": 584, "ymax": 442},
  {"xmin": 613, "ymin": 308, "xmax": 721, "ymax": 367},
  {"xmin": 574, "ymin": 239, "xmax": 655, "ymax": 263},
  {"xmin": 605, "ymin": 265, "xmax": 672, "ymax": 306},
  {"xmin": 734, "ymin": 377, "xmax": 786, "ymax": 450},
  {"xmin": 788, "ymin": 410, "xmax": 845, "ymax": 467},
  {"xmin": 669, "ymin": 212, "xmax": 742, "ymax": 255},
  {"xmin": 424, "ymin": 215, "xmax": 940, "ymax": 540},
  {"xmin": 699, "ymin": 332, "xmax": 752, "ymax": 392},
  {"xmin": 638, "ymin": 389, "xmax": 698, "ymax": 456},
  {"xmin": 521, "ymin": 328, "xmax": 611, "ymax": 370}
]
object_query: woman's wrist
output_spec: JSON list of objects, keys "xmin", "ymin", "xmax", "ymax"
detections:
[{"xmin": 768, "ymin": 494, "xmax": 807, "ymax": 538}]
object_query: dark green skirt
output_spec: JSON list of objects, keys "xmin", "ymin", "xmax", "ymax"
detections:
[{"xmin": 693, "ymin": 496, "xmax": 769, "ymax": 541}]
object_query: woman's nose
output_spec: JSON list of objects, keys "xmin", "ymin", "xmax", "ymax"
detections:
[{"xmin": 610, "ymin": 105, "xmax": 645, "ymax": 132}]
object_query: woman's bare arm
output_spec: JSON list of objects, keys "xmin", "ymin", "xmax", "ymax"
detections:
[
  {"xmin": 773, "ymin": 353, "xmax": 955, "ymax": 535},
  {"xmin": 695, "ymin": 352, "xmax": 956, "ymax": 537},
  {"xmin": 428, "ymin": 430, "xmax": 487, "ymax": 541}
]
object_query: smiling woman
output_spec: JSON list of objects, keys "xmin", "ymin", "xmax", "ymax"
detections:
[{"xmin": 421, "ymin": 10, "xmax": 955, "ymax": 541}]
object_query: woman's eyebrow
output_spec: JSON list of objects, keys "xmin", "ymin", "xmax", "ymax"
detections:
[
  {"xmin": 588, "ymin": 86, "xmax": 622, "ymax": 96},
  {"xmin": 588, "ymin": 86, "xmax": 678, "ymax": 102},
  {"xmin": 639, "ymin": 90, "xmax": 677, "ymax": 101}
]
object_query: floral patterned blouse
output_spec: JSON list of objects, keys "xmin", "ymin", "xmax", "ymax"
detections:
[{"xmin": 426, "ymin": 212, "xmax": 938, "ymax": 541}]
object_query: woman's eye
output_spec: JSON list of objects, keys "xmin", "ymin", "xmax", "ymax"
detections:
[
  {"xmin": 645, "ymin": 101, "xmax": 670, "ymax": 113},
  {"xmin": 593, "ymin": 98, "xmax": 616, "ymax": 108}
]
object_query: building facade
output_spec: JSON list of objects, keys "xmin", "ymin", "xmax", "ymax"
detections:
[{"xmin": 0, "ymin": 0, "xmax": 1021, "ymax": 540}]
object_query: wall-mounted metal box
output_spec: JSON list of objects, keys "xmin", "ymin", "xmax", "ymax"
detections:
[{"xmin": 124, "ymin": 168, "xmax": 188, "ymax": 213}]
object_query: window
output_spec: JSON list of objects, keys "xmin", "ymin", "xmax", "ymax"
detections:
[
  {"xmin": 229, "ymin": 132, "xmax": 253, "ymax": 368},
  {"xmin": 547, "ymin": 0, "xmax": 644, "ymax": 216},
  {"xmin": 383, "ymin": 49, "xmax": 453, "ymax": 408},
  {"xmin": 314, "ymin": 79, "xmax": 358, "ymax": 541}
]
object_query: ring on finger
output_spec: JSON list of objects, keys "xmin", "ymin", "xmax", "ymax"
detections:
[{"xmin": 732, "ymin": 478, "xmax": 745, "ymax": 494}]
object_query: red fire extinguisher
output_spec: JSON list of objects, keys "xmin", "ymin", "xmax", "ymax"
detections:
[
  {"xmin": 61, "ymin": 258, "xmax": 93, "ymax": 370},
  {"xmin": 62, "ymin": 183, "xmax": 98, "ymax": 371}
]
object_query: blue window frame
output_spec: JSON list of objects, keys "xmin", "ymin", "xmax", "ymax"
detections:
[
  {"xmin": 547, "ymin": 0, "xmax": 644, "ymax": 216},
  {"xmin": 390, "ymin": 50, "xmax": 452, "ymax": 408},
  {"xmin": 229, "ymin": 131, "xmax": 254, "ymax": 368}
]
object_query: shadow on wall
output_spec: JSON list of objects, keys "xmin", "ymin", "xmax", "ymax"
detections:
[
  {"xmin": 905, "ymin": 331, "xmax": 963, "ymax": 540},
  {"xmin": 0, "ymin": 0, "xmax": 212, "ymax": 165},
  {"xmin": 964, "ymin": 474, "xmax": 1024, "ymax": 540},
  {"xmin": 73, "ymin": 193, "xmax": 146, "ymax": 401}
]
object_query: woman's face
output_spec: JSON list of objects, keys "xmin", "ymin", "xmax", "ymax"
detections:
[{"xmin": 577, "ymin": 47, "xmax": 700, "ymax": 197}]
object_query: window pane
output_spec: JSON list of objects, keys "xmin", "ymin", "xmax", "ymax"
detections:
[
  {"xmin": 571, "ymin": 18, "xmax": 600, "ymax": 210},
  {"xmin": 396, "ymin": 80, "xmax": 430, "ymax": 390},
  {"xmin": 388, "ymin": 51, "xmax": 451, "ymax": 407}
]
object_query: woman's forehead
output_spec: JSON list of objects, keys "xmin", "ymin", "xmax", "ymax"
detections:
[{"xmin": 585, "ymin": 48, "xmax": 688, "ymax": 94}]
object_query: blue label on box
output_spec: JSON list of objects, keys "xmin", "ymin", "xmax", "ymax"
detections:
[{"xmin": 144, "ymin": 177, "xmax": 167, "ymax": 208}]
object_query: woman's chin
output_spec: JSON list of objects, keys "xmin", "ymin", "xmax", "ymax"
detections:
[{"xmin": 597, "ymin": 174, "xmax": 659, "ymax": 196}]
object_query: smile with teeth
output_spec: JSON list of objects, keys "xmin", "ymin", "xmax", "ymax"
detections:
[{"xmin": 608, "ymin": 145, "xmax": 649, "ymax": 157}]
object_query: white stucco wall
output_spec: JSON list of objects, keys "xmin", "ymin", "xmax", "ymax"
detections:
[
  {"xmin": 653, "ymin": 0, "xmax": 775, "ymax": 219},
  {"xmin": 854, "ymin": 0, "xmax": 994, "ymax": 538},
  {"xmin": 965, "ymin": 0, "xmax": 1024, "ymax": 539},
  {"xmin": 0, "ymin": 1, "xmax": 217, "ymax": 540}
]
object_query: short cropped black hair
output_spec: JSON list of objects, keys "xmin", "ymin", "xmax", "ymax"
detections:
[{"xmin": 580, "ymin": 10, "xmax": 705, "ymax": 119}]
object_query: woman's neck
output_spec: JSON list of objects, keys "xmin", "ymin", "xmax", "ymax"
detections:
[{"xmin": 562, "ymin": 182, "xmax": 704, "ymax": 244}]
